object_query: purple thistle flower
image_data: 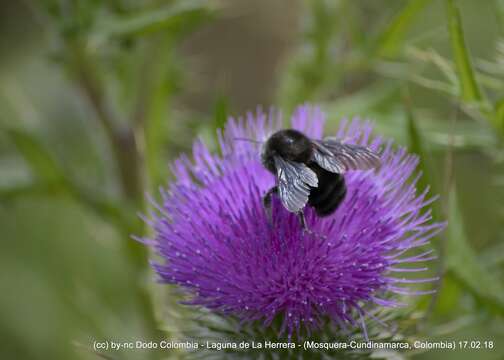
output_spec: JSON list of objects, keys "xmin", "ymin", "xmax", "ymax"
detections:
[{"xmin": 141, "ymin": 105, "xmax": 444, "ymax": 338}]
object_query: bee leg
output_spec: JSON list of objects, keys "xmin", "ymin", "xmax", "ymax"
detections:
[
  {"xmin": 298, "ymin": 211, "xmax": 326, "ymax": 239},
  {"xmin": 297, "ymin": 211, "xmax": 310, "ymax": 233},
  {"xmin": 262, "ymin": 186, "xmax": 278, "ymax": 225}
]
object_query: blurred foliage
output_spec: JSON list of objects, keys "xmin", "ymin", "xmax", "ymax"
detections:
[{"xmin": 1, "ymin": 0, "xmax": 504, "ymax": 359}]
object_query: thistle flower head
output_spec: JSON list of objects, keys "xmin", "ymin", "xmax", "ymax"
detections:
[{"xmin": 142, "ymin": 105, "xmax": 444, "ymax": 338}]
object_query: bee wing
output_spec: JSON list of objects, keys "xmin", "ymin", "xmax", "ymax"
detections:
[
  {"xmin": 274, "ymin": 156, "xmax": 318, "ymax": 213},
  {"xmin": 312, "ymin": 138, "xmax": 380, "ymax": 174}
]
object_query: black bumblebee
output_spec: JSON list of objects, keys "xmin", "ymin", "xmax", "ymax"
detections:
[{"xmin": 261, "ymin": 129, "xmax": 380, "ymax": 231}]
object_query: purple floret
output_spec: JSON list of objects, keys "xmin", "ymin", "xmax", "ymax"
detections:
[{"xmin": 141, "ymin": 105, "xmax": 444, "ymax": 337}]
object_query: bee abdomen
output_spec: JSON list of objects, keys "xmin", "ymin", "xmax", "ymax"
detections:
[
  {"xmin": 308, "ymin": 171, "xmax": 347, "ymax": 217},
  {"xmin": 314, "ymin": 183, "xmax": 346, "ymax": 216}
]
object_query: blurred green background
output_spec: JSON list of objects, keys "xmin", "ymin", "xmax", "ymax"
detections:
[{"xmin": 1, "ymin": 0, "xmax": 503, "ymax": 359}]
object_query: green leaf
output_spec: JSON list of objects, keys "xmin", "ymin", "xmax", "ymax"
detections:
[
  {"xmin": 404, "ymin": 94, "xmax": 440, "ymax": 219},
  {"xmin": 324, "ymin": 82, "xmax": 399, "ymax": 119},
  {"xmin": 141, "ymin": 41, "xmax": 177, "ymax": 191},
  {"xmin": 494, "ymin": 97, "xmax": 504, "ymax": 135},
  {"xmin": 7, "ymin": 129, "xmax": 68, "ymax": 187},
  {"xmin": 445, "ymin": 0, "xmax": 483, "ymax": 102},
  {"xmin": 445, "ymin": 189, "xmax": 504, "ymax": 313},
  {"xmin": 497, "ymin": 0, "xmax": 504, "ymax": 31},
  {"xmin": 213, "ymin": 94, "xmax": 229, "ymax": 132},
  {"xmin": 405, "ymin": 47, "xmax": 458, "ymax": 85},
  {"xmin": 481, "ymin": 241, "xmax": 504, "ymax": 268},
  {"xmin": 5, "ymin": 128, "xmax": 133, "ymax": 230},
  {"xmin": 76, "ymin": 190, "xmax": 136, "ymax": 233},
  {"xmin": 377, "ymin": 0, "xmax": 433, "ymax": 58},
  {"xmin": 92, "ymin": 0, "xmax": 215, "ymax": 44},
  {"xmin": 0, "ymin": 182, "xmax": 51, "ymax": 202},
  {"xmin": 405, "ymin": 100, "xmax": 424, "ymax": 161},
  {"xmin": 278, "ymin": 0, "xmax": 342, "ymax": 109}
]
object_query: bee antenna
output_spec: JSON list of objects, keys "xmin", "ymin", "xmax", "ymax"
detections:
[{"xmin": 233, "ymin": 137, "xmax": 263, "ymax": 144}]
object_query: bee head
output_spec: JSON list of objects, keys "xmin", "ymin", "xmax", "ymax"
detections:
[{"xmin": 261, "ymin": 129, "xmax": 313, "ymax": 173}]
